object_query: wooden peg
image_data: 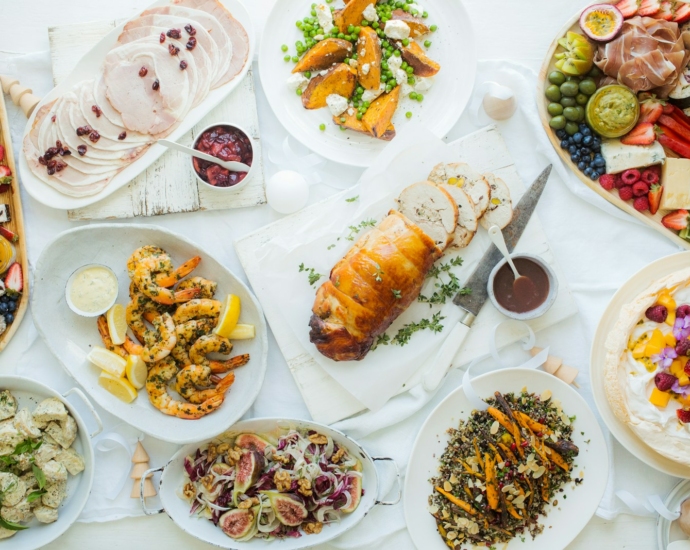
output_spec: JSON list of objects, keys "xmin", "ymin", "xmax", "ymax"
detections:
[
  {"xmin": 130, "ymin": 477, "xmax": 156, "ymax": 499},
  {"xmin": 530, "ymin": 347, "xmax": 580, "ymax": 387},
  {"xmin": 132, "ymin": 441, "xmax": 150, "ymax": 463},
  {"xmin": 9, "ymin": 84, "xmax": 31, "ymax": 106},
  {"xmin": 130, "ymin": 462, "xmax": 152, "ymax": 480},
  {"xmin": 0, "ymin": 75, "xmax": 18, "ymax": 94},
  {"xmin": 18, "ymin": 93, "xmax": 39, "ymax": 118}
]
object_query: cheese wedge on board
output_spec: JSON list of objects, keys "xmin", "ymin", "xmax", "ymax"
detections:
[{"xmin": 660, "ymin": 158, "xmax": 690, "ymax": 210}]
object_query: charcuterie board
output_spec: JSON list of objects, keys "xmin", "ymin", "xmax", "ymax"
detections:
[
  {"xmin": 43, "ymin": 14, "xmax": 266, "ymax": 220},
  {"xmin": 235, "ymin": 125, "xmax": 579, "ymax": 424},
  {"xmin": 537, "ymin": 0, "xmax": 690, "ymax": 250},
  {"xmin": 0, "ymin": 88, "xmax": 29, "ymax": 352}
]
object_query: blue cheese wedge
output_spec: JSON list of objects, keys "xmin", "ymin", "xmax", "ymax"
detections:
[
  {"xmin": 601, "ymin": 139, "xmax": 666, "ymax": 174},
  {"xmin": 660, "ymin": 158, "xmax": 690, "ymax": 210}
]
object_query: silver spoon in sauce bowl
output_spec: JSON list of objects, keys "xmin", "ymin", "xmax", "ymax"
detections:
[
  {"xmin": 158, "ymin": 139, "xmax": 252, "ymax": 172},
  {"xmin": 487, "ymin": 225, "xmax": 538, "ymax": 302}
]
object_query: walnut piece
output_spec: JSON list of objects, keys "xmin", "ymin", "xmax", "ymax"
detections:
[
  {"xmin": 297, "ymin": 478, "xmax": 313, "ymax": 497},
  {"xmin": 182, "ymin": 482, "xmax": 195, "ymax": 499},
  {"xmin": 331, "ymin": 448, "xmax": 346, "ymax": 463},
  {"xmin": 308, "ymin": 433, "xmax": 328, "ymax": 445},
  {"xmin": 274, "ymin": 470, "xmax": 292, "ymax": 492},
  {"xmin": 201, "ymin": 474, "xmax": 215, "ymax": 492},
  {"xmin": 238, "ymin": 497, "xmax": 260, "ymax": 509},
  {"xmin": 272, "ymin": 453, "xmax": 290, "ymax": 464},
  {"xmin": 303, "ymin": 522, "xmax": 323, "ymax": 535},
  {"xmin": 226, "ymin": 446, "xmax": 242, "ymax": 466}
]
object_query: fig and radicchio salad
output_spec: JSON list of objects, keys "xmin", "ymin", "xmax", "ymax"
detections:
[{"xmin": 178, "ymin": 428, "xmax": 364, "ymax": 541}]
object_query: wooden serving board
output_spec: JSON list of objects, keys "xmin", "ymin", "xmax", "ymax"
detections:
[
  {"xmin": 47, "ymin": 20, "xmax": 266, "ymax": 221},
  {"xmin": 0, "ymin": 89, "xmax": 29, "ymax": 351},
  {"xmin": 235, "ymin": 126, "xmax": 580, "ymax": 425},
  {"xmin": 537, "ymin": 0, "xmax": 690, "ymax": 250}
]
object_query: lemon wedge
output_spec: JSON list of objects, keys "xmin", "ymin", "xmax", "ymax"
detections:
[
  {"xmin": 227, "ymin": 323, "xmax": 255, "ymax": 340},
  {"xmin": 87, "ymin": 347, "xmax": 127, "ymax": 377},
  {"xmin": 99, "ymin": 371, "xmax": 137, "ymax": 403},
  {"xmin": 125, "ymin": 355, "xmax": 147, "ymax": 389},
  {"xmin": 213, "ymin": 294, "xmax": 241, "ymax": 338},
  {"xmin": 106, "ymin": 304, "xmax": 127, "ymax": 345}
]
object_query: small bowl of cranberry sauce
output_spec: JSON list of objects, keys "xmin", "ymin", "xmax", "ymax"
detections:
[{"xmin": 192, "ymin": 123, "xmax": 254, "ymax": 191}]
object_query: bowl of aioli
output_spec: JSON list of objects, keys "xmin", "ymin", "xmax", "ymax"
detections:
[{"xmin": 65, "ymin": 264, "xmax": 119, "ymax": 317}]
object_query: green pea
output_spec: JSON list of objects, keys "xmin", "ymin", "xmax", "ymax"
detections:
[
  {"xmin": 424, "ymin": 40, "xmax": 431, "ymax": 48},
  {"xmin": 406, "ymin": 111, "xmax": 413, "ymax": 118},
  {"xmin": 354, "ymin": 26, "xmax": 361, "ymax": 34},
  {"xmin": 560, "ymin": 81, "xmax": 579, "ymax": 97},
  {"xmin": 363, "ymin": 101, "xmax": 371, "ymax": 108},
  {"xmin": 310, "ymin": 9, "xmax": 316, "ymax": 16},
  {"xmin": 393, "ymin": 50, "xmax": 401, "ymax": 57},
  {"xmin": 356, "ymin": 86, "xmax": 364, "ymax": 94},
  {"xmin": 340, "ymin": 117, "xmax": 346, "ymax": 123},
  {"xmin": 340, "ymin": 126, "xmax": 347, "ymax": 131},
  {"xmin": 381, "ymin": 74, "xmax": 388, "ymax": 82},
  {"xmin": 548, "ymin": 71, "xmax": 565, "ymax": 86},
  {"xmin": 563, "ymin": 106, "xmax": 579, "ymax": 121},
  {"xmin": 544, "ymin": 84, "xmax": 561, "ymax": 102},
  {"xmin": 407, "ymin": 76, "xmax": 415, "ymax": 85},
  {"xmin": 565, "ymin": 121, "xmax": 579, "ymax": 135},
  {"xmin": 356, "ymin": 113, "xmax": 363, "ymax": 120},
  {"xmin": 579, "ymin": 79, "xmax": 597, "ymax": 96},
  {"xmin": 409, "ymin": 92, "xmax": 418, "ymax": 100},
  {"xmin": 281, "ymin": 44, "xmax": 288, "ymax": 52},
  {"xmin": 430, "ymin": 24, "xmax": 438, "ymax": 31},
  {"xmin": 292, "ymin": 56, "xmax": 299, "ymax": 62},
  {"xmin": 284, "ymin": 55, "xmax": 291, "ymax": 62},
  {"xmin": 348, "ymin": 25, "xmax": 355, "ymax": 33},
  {"xmin": 549, "ymin": 115, "xmax": 566, "ymax": 130},
  {"xmin": 406, "ymin": 66, "xmax": 414, "ymax": 74},
  {"xmin": 296, "ymin": 21, "xmax": 302, "ymax": 28},
  {"xmin": 296, "ymin": 89, "xmax": 303, "ymax": 96},
  {"xmin": 401, "ymin": 61, "xmax": 408, "ymax": 69},
  {"xmin": 402, "ymin": 38, "xmax": 410, "ymax": 47},
  {"xmin": 372, "ymin": 21, "xmax": 379, "ymax": 29},
  {"xmin": 338, "ymin": 32, "xmax": 345, "ymax": 39},
  {"xmin": 547, "ymin": 103, "xmax": 563, "ymax": 116},
  {"xmin": 422, "ymin": 11, "xmax": 428, "ymax": 18},
  {"xmin": 417, "ymin": 93, "xmax": 423, "ymax": 102},
  {"xmin": 386, "ymin": 84, "xmax": 393, "ymax": 92},
  {"xmin": 361, "ymin": 20, "xmax": 370, "ymax": 26},
  {"xmin": 304, "ymin": 71, "xmax": 311, "ymax": 78},
  {"xmin": 560, "ymin": 96, "xmax": 577, "ymax": 107}
]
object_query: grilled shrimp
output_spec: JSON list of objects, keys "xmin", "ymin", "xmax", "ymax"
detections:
[
  {"xmin": 127, "ymin": 246, "xmax": 169, "ymax": 278},
  {"xmin": 132, "ymin": 257, "xmax": 200, "ymax": 305},
  {"xmin": 172, "ymin": 299, "xmax": 221, "ymax": 324},
  {"xmin": 126, "ymin": 313, "xmax": 177, "ymax": 363},
  {"xmin": 170, "ymin": 319, "xmax": 216, "ymax": 366},
  {"xmin": 156, "ymin": 256, "xmax": 202, "ymax": 287},
  {"xmin": 189, "ymin": 334, "xmax": 250, "ymax": 373},
  {"xmin": 146, "ymin": 358, "xmax": 224, "ymax": 419},
  {"xmin": 174, "ymin": 365, "xmax": 235, "ymax": 404},
  {"xmin": 128, "ymin": 247, "xmax": 201, "ymax": 289},
  {"xmin": 176, "ymin": 277, "xmax": 217, "ymax": 299}
]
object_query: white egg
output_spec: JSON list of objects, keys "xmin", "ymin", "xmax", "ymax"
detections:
[
  {"xmin": 482, "ymin": 82, "xmax": 517, "ymax": 121},
  {"xmin": 266, "ymin": 170, "xmax": 309, "ymax": 214}
]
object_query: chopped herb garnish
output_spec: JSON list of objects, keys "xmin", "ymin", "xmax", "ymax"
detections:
[
  {"xmin": 345, "ymin": 218, "xmax": 376, "ymax": 241},
  {"xmin": 391, "ymin": 289, "xmax": 401, "ymax": 299},
  {"xmin": 345, "ymin": 195, "xmax": 359, "ymax": 202},
  {"xmin": 32, "ymin": 464, "xmax": 46, "ymax": 490},
  {"xmin": 298, "ymin": 263, "xmax": 323, "ymax": 286}
]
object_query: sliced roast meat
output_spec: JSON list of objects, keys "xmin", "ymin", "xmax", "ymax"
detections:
[
  {"xmin": 436, "ymin": 182, "xmax": 478, "ymax": 249},
  {"xmin": 479, "ymin": 173, "xmax": 513, "ymax": 230},
  {"xmin": 428, "ymin": 162, "xmax": 490, "ymax": 218}
]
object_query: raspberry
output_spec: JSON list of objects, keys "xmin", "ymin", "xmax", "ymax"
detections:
[
  {"xmin": 599, "ymin": 174, "xmax": 616, "ymax": 190},
  {"xmin": 621, "ymin": 169, "xmax": 641, "ymax": 185},
  {"xmin": 677, "ymin": 409, "xmax": 690, "ymax": 423},
  {"xmin": 633, "ymin": 196, "xmax": 650, "ymax": 211},
  {"xmin": 678, "ymin": 338, "xmax": 690, "ymax": 357},
  {"xmin": 646, "ymin": 304, "xmax": 668, "ymax": 323},
  {"xmin": 641, "ymin": 169, "xmax": 660, "ymax": 185},
  {"xmin": 613, "ymin": 174, "xmax": 626, "ymax": 189},
  {"xmin": 618, "ymin": 185, "xmax": 634, "ymax": 201},
  {"xmin": 655, "ymin": 372, "xmax": 677, "ymax": 391},
  {"xmin": 678, "ymin": 304, "xmax": 690, "ymax": 318},
  {"xmin": 632, "ymin": 181, "xmax": 650, "ymax": 196}
]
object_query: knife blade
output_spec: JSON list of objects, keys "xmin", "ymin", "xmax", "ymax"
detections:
[{"xmin": 422, "ymin": 164, "xmax": 552, "ymax": 392}]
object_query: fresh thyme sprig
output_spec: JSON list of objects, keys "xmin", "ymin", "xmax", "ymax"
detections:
[
  {"xmin": 298, "ymin": 263, "xmax": 323, "ymax": 286},
  {"xmin": 346, "ymin": 218, "xmax": 376, "ymax": 241},
  {"xmin": 345, "ymin": 195, "xmax": 359, "ymax": 202},
  {"xmin": 372, "ymin": 312, "xmax": 446, "ymax": 349},
  {"xmin": 419, "ymin": 257, "xmax": 470, "ymax": 306}
]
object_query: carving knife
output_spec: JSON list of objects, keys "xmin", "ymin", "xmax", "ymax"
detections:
[{"xmin": 422, "ymin": 164, "xmax": 553, "ymax": 392}]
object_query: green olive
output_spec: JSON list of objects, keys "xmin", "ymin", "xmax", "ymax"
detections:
[
  {"xmin": 575, "ymin": 105, "xmax": 586, "ymax": 121},
  {"xmin": 588, "ymin": 66, "xmax": 602, "ymax": 78},
  {"xmin": 579, "ymin": 79, "xmax": 597, "ymax": 96},
  {"xmin": 549, "ymin": 115, "xmax": 566, "ymax": 130},
  {"xmin": 548, "ymin": 71, "xmax": 566, "ymax": 86},
  {"xmin": 560, "ymin": 97, "xmax": 577, "ymax": 107},
  {"xmin": 576, "ymin": 93, "xmax": 589, "ymax": 105},
  {"xmin": 565, "ymin": 121, "xmax": 580, "ymax": 135},
  {"xmin": 560, "ymin": 81, "xmax": 580, "ymax": 97},
  {"xmin": 547, "ymin": 102, "xmax": 564, "ymax": 116},
  {"xmin": 545, "ymin": 84, "xmax": 561, "ymax": 102},
  {"xmin": 563, "ymin": 106, "xmax": 580, "ymax": 121}
]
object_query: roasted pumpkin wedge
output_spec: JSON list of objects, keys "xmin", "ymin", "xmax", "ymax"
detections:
[
  {"xmin": 333, "ymin": 111, "xmax": 396, "ymax": 141},
  {"xmin": 292, "ymin": 38, "xmax": 353, "ymax": 73},
  {"xmin": 356, "ymin": 27, "xmax": 382, "ymax": 91},
  {"xmin": 398, "ymin": 41, "xmax": 440, "ymax": 77},
  {"xmin": 390, "ymin": 9, "xmax": 430, "ymax": 37},
  {"xmin": 301, "ymin": 64, "xmax": 357, "ymax": 109},
  {"xmin": 334, "ymin": 0, "xmax": 372, "ymax": 33},
  {"xmin": 362, "ymin": 86, "xmax": 400, "ymax": 138}
]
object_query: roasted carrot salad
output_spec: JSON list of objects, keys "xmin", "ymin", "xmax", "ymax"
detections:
[{"xmin": 428, "ymin": 391, "xmax": 582, "ymax": 548}]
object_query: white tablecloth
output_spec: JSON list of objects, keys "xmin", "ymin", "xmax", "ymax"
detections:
[{"xmin": 0, "ymin": 0, "xmax": 685, "ymax": 548}]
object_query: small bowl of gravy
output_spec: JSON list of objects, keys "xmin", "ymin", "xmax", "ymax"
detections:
[
  {"xmin": 66, "ymin": 264, "xmax": 119, "ymax": 317},
  {"xmin": 487, "ymin": 254, "xmax": 558, "ymax": 320}
]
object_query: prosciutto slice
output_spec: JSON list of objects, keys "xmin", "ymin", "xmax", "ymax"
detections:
[{"xmin": 595, "ymin": 16, "xmax": 690, "ymax": 95}]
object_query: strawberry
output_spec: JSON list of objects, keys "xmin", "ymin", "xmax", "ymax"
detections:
[
  {"xmin": 639, "ymin": 99, "xmax": 664, "ymax": 124},
  {"xmin": 0, "ymin": 227, "xmax": 18, "ymax": 243},
  {"xmin": 674, "ymin": 3, "xmax": 690, "ymax": 23},
  {"xmin": 677, "ymin": 409, "xmax": 690, "ymax": 423},
  {"xmin": 615, "ymin": 0, "xmax": 640, "ymax": 17},
  {"xmin": 4, "ymin": 263, "xmax": 22, "ymax": 294},
  {"xmin": 648, "ymin": 184, "xmax": 663, "ymax": 214},
  {"xmin": 639, "ymin": 0, "xmax": 661, "ymax": 16},
  {"xmin": 658, "ymin": 0, "xmax": 674, "ymax": 20},
  {"xmin": 0, "ymin": 167, "xmax": 11, "ymax": 178},
  {"xmin": 662, "ymin": 209, "xmax": 690, "ymax": 231},
  {"xmin": 621, "ymin": 122, "xmax": 655, "ymax": 145}
]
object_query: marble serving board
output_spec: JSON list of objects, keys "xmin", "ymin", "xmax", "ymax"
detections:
[
  {"xmin": 234, "ymin": 125, "xmax": 579, "ymax": 425},
  {"xmin": 47, "ymin": 19, "xmax": 266, "ymax": 221}
]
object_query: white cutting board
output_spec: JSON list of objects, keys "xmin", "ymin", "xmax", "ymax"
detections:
[
  {"xmin": 46, "ymin": 18, "xmax": 266, "ymax": 220},
  {"xmin": 234, "ymin": 125, "xmax": 579, "ymax": 425}
]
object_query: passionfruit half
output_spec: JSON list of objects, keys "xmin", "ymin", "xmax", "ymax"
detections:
[{"xmin": 579, "ymin": 4, "xmax": 624, "ymax": 42}]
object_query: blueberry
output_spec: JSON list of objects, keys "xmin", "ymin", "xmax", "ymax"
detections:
[
  {"xmin": 582, "ymin": 135, "xmax": 593, "ymax": 146},
  {"xmin": 6, "ymin": 301, "xmax": 16, "ymax": 313},
  {"xmin": 0, "ymin": 303, "xmax": 9, "ymax": 314},
  {"xmin": 593, "ymin": 156, "xmax": 606, "ymax": 167},
  {"xmin": 561, "ymin": 140, "xmax": 569, "ymax": 149},
  {"xmin": 571, "ymin": 152, "xmax": 581, "ymax": 162},
  {"xmin": 6, "ymin": 313, "xmax": 15, "ymax": 324},
  {"xmin": 573, "ymin": 132, "xmax": 583, "ymax": 144},
  {"xmin": 580, "ymin": 147, "xmax": 591, "ymax": 155},
  {"xmin": 591, "ymin": 170, "xmax": 601, "ymax": 179},
  {"xmin": 556, "ymin": 129, "xmax": 567, "ymax": 139},
  {"xmin": 577, "ymin": 161, "xmax": 587, "ymax": 170},
  {"xmin": 568, "ymin": 145, "xmax": 577, "ymax": 154},
  {"xmin": 591, "ymin": 143, "xmax": 601, "ymax": 152},
  {"xmin": 0, "ymin": 295, "xmax": 8, "ymax": 303},
  {"xmin": 584, "ymin": 166, "xmax": 594, "ymax": 176},
  {"xmin": 582, "ymin": 127, "xmax": 592, "ymax": 136},
  {"xmin": 579, "ymin": 123, "xmax": 588, "ymax": 131}
]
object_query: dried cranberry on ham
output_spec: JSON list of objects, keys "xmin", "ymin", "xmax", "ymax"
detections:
[
  {"xmin": 118, "ymin": 132, "xmax": 127, "ymax": 140},
  {"xmin": 186, "ymin": 37, "xmax": 196, "ymax": 51},
  {"xmin": 160, "ymin": 32, "xmax": 165, "ymax": 43},
  {"xmin": 89, "ymin": 131, "xmax": 100, "ymax": 143},
  {"xmin": 60, "ymin": 148, "xmax": 71, "ymax": 156},
  {"xmin": 91, "ymin": 105, "xmax": 102, "ymax": 117},
  {"xmin": 76, "ymin": 126, "xmax": 92, "ymax": 137},
  {"xmin": 166, "ymin": 28, "xmax": 181, "ymax": 39},
  {"xmin": 47, "ymin": 159, "xmax": 57, "ymax": 170},
  {"xmin": 139, "ymin": 67, "xmax": 148, "ymax": 77},
  {"xmin": 55, "ymin": 161, "xmax": 66, "ymax": 172},
  {"xmin": 152, "ymin": 79, "xmax": 160, "ymax": 91},
  {"xmin": 185, "ymin": 24, "xmax": 196, "ymax": 36},
  {"xmin": 77, "ymin": 145, "xmax": 87, "ymax": 156},
  {"xmin": 169, "ymin": 44, "xmax": 180, "ymax": 56},
  {"xmin": 55, "ymin": 140, "xmax": 62, "ymax": 150},
  {"xmin": 180, "ymin": 60, "xmax": 188, "ymax": 70},
  {"xmin": 51, "ymin": 114, "xmax": 56, "ymax": 123},
  {"xmin": 38, "ymin": 156, "xmax": 47, "ymax": 166},
  {"xmin": 47, "ymin": 167, "xmax": 55, "ymax": 176}
]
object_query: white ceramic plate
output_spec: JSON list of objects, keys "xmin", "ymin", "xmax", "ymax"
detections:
[
  {"xmin": 0, "ymin": 376, "xmax": 100, "ymax": 550},
  {"xmin": 405, "ymin": 368, "xmax": 608, "ymax": 550},
  {"xmin": 658, "ymin": 479, "xmax": 690, "ymax": 550},
  {"xmin": 18, "ymin": 0, "xmax": 255, "ymax": 211},
  {"xmin": 259, "ymin": 0, "xmax": 476, "ymax": 167},
  {"xmin": 142, "ymin": 417, "xmax": 401, "ymax": 549},
  {"xmin": 31, "ymin": 224, "xmax": 267, "ymax": 445},
  {"xmin": 590, "ymin": 251, "xmax": 690, "ymax": 478}
]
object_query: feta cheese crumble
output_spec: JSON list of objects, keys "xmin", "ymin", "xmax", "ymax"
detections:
[
  {"xmin": 414, "ymin": 77, "xmax": 434, "ymax": 92},
  {"xmin": 362, "ymin": 84, "xmax": 385, "ymax": 103},
  {"xmin": 384, "ymin": 20, "xmax": 410, "ymax": 40},
  {"xmin": 326, "ymin": 94, "xmax": 349, "ymax": 116},
  {"xmin": 362, "ymin": 3, "xmax": 379, "ymax": 22},
  {"xmin": 315, "ymin": 4, "xmax": 334, "ymax": 34},
  {"xmin": 361, "ymin": 63, "xmax": 371, "ymax": 75},
  {"xmin": 286, "ymin": 73, "xmax": 309, "ymax": 91}
]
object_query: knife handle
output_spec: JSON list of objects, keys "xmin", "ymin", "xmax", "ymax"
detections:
[{"xmin": 422, "ymin": 321, "xmax": 471, "ymax": 392}]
